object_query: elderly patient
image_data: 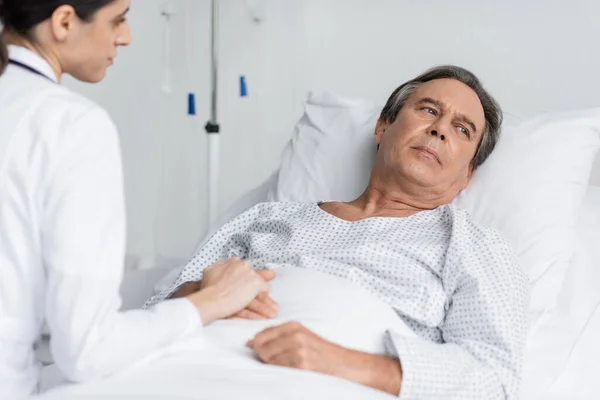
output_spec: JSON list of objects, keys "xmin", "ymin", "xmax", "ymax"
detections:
[{"xmin": 146, "ymin": 65, "xmax": 528, "ymax": 399}]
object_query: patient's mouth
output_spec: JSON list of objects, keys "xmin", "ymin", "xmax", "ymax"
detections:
[{"xmin": 412, "ymin": 146, "xmax": 441, "ymax": 164}]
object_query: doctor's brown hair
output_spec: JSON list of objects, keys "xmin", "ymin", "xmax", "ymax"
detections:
[
  {"xmin": 0, "ymin": 0, "xmax": 116, "ymax": 75},
  {"xmin": 0, "ymin": 32, "xmax": 6, "ymax": 75}
]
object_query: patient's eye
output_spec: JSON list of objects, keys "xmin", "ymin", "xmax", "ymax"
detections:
[
  {"xmin": 421, "ymin": 107, "xmax": 437, "ymax": 116},
  {"xmin": 457, "ymin": 126, "xmax": 470, "ymax": 138}
]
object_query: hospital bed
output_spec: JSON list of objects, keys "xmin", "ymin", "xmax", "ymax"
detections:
[{"xmin": 38, "ymin": 92, "xmax": 600, "ymax": 399}]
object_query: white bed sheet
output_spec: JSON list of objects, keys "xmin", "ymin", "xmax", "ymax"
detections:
[
  {"xmin": 38, "ymin": 267, "xmax": 411, "ymax": 399},
  {"xmin": 39, "ymin": 361, "xmax": 396, "ymax": 400}
]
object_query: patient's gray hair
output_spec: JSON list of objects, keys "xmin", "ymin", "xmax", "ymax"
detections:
[{"xmin": 379, "ymin": 65, "xmax": 503, "ymax": 170}]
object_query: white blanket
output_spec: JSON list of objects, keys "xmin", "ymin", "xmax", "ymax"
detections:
[{"xmin": 38, "ymin": 267, "xmax": 414, "ymax": 399}]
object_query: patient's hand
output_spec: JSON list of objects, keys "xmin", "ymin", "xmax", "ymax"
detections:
[
  {"xmin": 247, "ymin": 322, "xmax": 402, "ymax": 396},
  {"xmin": 247, "ymin": 322, "xmax": 345, "ymax": 375},
  {"xmin": 171, "ymin": 281, "xmax": 202, "ymax": 299}
]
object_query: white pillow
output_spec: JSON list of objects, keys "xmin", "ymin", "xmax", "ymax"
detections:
[
  {"xmin": 274, "ymin": 91, "xmax": 600, "ymax": 315},
  {"xmin": 455, "ymin": 110, "xmax": 600, "ymax": 315},
  {"xmin": 522, "ymin": 186, "xmax": 600, "ymax": 397},
  {"xmin": 275, "ymin": 92, "xmax": 381, "ymax": 202}
]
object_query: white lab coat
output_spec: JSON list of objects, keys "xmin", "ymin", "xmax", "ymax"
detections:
[{"xmin": 0, "ymin": 46, "xmax": 201, "ymax": 399}]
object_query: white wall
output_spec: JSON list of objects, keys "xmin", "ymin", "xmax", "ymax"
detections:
[{"xmin": 65, "ymin": 0, "xmax": 600, "ymax": 269}]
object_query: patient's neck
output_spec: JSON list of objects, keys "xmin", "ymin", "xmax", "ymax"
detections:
[{"xmin": 333, "ymin": 173, "xmax": 454, "ymax": 221}]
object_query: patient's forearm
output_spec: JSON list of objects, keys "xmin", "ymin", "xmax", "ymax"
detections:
[
  {"xmin": 170, "ymin": 281, "xmax": 201, "ymax": 299},
  {"xmin": 336, "ymin": 349, "xmax": 402, "ymax": 396}
]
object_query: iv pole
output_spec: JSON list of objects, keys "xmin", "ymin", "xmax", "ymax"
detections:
[{"xmin": 205, "ymin": 0, "xmax": 220, "ymax": 227}]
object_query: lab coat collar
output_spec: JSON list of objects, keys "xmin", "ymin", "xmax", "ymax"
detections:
[{"xmin": 8, "ymin": 45, "xmax": 60, "ymax": 83}]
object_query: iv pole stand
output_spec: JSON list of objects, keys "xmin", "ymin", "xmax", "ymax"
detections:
[{"xmin": 205, "ymin": 0, "xmax": 220, "ymax": 227}]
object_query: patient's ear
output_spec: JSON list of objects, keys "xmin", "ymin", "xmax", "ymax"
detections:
[{"xmin": 374, "ymin": 119, "xmax": 388, "ymax": 146}]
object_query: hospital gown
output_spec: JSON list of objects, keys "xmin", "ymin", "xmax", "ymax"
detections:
[{"xmin": 146, "ymin": 202, "xmax": 528, "ymax": 400}]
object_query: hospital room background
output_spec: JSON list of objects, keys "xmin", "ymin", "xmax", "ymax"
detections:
[
  {"xmin": 64, "ymin": 0, "xmax": 600, "ymax": 271},
  {"xmin": 24, "ymin": 0, "xmax": 600, "ymax": 397}
]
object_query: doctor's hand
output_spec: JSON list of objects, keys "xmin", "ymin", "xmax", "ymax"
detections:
[
  {"xmin": 228, "ymin": 269, "xmax": 278, "ymax": 320},
  {"xmin": 246, "ymin": 322, "xmax": 402, "ymax": 396},
  {"xmin": 186, "ymin": 258, "xmax": 272, "ymax": 325},
  {"xmin": 170, "ymin": 270, "xmax": 278, "ymax": 319}
]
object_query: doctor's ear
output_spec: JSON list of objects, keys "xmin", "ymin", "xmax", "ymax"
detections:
[
  {"xmin": 374, "ymin": 119, "xmax": 388, "ymax": 147},
  {"xmin": 50, "ymin": 5, "xmax": 78, "ymax": 42}
]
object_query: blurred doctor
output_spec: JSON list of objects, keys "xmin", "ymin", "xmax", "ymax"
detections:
[{"xmin": 0, "ymin": 0, "xmax": 275, "ymax": 398}]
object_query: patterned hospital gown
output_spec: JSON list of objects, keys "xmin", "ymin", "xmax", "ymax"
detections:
[{"xmin": 145, "ymin": 202, "xmax": 528, "ymax": 400}]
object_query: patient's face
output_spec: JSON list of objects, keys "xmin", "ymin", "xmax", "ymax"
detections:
[{"xmin": 375, "ymin": 78, "xmax": 486, "ymax": 199}]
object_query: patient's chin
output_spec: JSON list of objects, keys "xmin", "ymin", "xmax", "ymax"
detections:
[{"xmin": 203, "ymin": 267, "xmax": 416, "ymax": 355}]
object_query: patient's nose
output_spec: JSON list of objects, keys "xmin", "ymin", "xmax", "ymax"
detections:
[{"xmin": 430, "ymin": 129, "xmax": 445, "ymax": 141}]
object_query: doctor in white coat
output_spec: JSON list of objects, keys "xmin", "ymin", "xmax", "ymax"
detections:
[{"xmin": 0, "ymin": 0, "xmax": 277, "ymax": 398}]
